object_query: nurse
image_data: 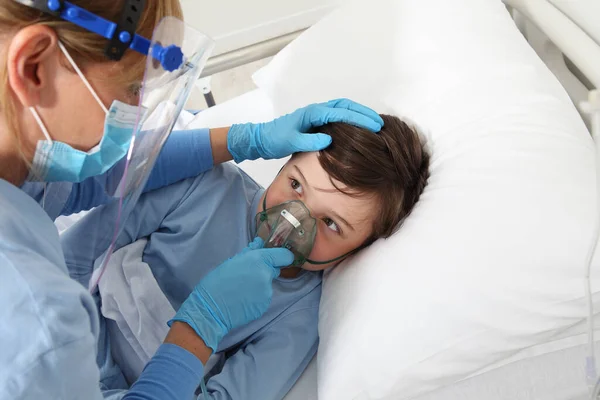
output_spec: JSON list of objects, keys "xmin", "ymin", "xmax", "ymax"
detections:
[{"xmin": 0, "ymin": 1, "xmax": 383, "ymax": 399}]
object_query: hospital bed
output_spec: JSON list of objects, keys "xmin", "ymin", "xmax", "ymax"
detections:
[
  {"xmin": 56, "ymin": 0, "xmax": 600, "ymax": 399},
  {"xmin": 184, "ymin": 2, "xmax": 600, "ymax": 399}
]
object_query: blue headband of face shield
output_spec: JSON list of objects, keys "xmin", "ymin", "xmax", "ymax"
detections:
[{"xmin": 14, "ymin": 0, "xmax": 184, "ymax": 72}]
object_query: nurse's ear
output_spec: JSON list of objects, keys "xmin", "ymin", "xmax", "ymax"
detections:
[{"xmin": 6, "ymin": 24, "xmax": 59, "ymax": 108}]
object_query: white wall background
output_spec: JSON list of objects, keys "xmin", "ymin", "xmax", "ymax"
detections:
[
  {"xmin": 181, "ymin": 0, "xmax": 342, "ymax": 110},
  {"xmin": 180, "ymin": 0, "xmax": 341, "ymax": 56}
]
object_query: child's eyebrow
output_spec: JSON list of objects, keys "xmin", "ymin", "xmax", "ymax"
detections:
[
  {"xmin": 293, "ymin": 165, "xmax": 309, "ymax": 187},
  {"xmin": 293, "ymin": 165, "xmax": 355, "ymax": 231},
  {"xmin": 330, "ymin": 210, "xmax": 354, "ymax": 231},
  {"xmin": 294, "ymin": 165, "xmax": 336, "ymax": 193}
]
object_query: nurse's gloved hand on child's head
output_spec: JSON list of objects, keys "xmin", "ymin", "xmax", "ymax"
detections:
[
  {"xmin": 227, "ymin": 98, "xmax": 384, "ymax": 163},
  {"xmin": 168, "ymin": 237, "xmax": 293, "ymax": 351}
]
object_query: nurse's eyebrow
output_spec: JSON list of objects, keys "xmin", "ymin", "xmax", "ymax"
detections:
[{"xmin": 293, "ymin": 165, "xmax": 355, "ymax": 231}]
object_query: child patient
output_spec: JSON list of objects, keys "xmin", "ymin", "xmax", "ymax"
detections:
[{"xmin": 64, "ymin": 114, "xmax": 429, "ymax": 399}]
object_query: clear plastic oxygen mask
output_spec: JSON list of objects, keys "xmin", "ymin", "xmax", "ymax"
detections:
[
  {"xmin": 255, "ymin": 189, "xmax": 366, "ymax": 268},
  {"xmin": 255, "ymin": 200, "xmax": 317, "ymax": 267}
]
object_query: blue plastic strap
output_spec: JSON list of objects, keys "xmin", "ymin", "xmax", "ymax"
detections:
[
  {"xmin": 60, "ymin": 2, "xmax": 116, "ymax": 39},
  {"xmin": 15, "ymin": 0, "xmax": 179, "ymax": 71},
  {"xmin": 130, "ymin": 34, "xmax": 151, "ymax": 57}
]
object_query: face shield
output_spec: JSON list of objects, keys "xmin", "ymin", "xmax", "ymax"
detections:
[
  {"xmin": 85, "ymin": 17, "xmax": 213, "ymax": 292},
  {"xmin": 17, "ymin": 1, "xmax": 215, "ymax": 291}
]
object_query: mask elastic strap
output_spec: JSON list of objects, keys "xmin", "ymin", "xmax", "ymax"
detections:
[
  {"xmin": 29, "ymin": 107, "xmax": 53, "ymax": 143},
  {"xmin": 58, "ymin": 42, "xmax": 109, "ymax": 115},
  {"xmin": 305, "ymin": 250, "xmax": 354, "ymax": 265},
  {"xmin": 262, "ymin": 188, "xmax": 268, "ymax": 212},
  {"xmin": 42, "ymin": 183, "xmax": 48, "ymax": 209},
  {"xmin": 306, "ymin": 243, "xmax": 370, "ymax": 265}
]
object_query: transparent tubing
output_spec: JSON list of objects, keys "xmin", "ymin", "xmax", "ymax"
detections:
[{"xmin": 582, "ymin": 90, "xmax": 600, "ymax": 399}]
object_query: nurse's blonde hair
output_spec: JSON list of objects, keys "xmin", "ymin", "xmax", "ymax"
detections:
[{"xmin": 0, "ymin": 0, "xmax": 182, "ymax": 161}]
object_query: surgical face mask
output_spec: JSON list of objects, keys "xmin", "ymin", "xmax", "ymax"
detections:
[
  {"xmin": 27, "ymin": 42, "xmax": 138, "ymax": 183},
  {"xmin": 255, "ymin": 190, "xmax": 365, "ymax": 267}
]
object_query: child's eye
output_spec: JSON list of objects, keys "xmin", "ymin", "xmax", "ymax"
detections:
[
  {"xmin": 290, "ymin": 178, "xmax": 303, "ymax": 194},
  {"xmin": 322, "ymin": 217, "xmax": 340, "ymax": 233}
]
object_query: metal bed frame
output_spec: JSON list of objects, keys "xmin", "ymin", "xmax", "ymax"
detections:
[
  {"xmin": 199, "ymin": 29, "xmax": 306, "ymax": 79},
  {"xmin": 504, "ymin": 0, "xmax": 599, "ymax": 128},
  {"xmin": 196, "ymin": 28, "xmax": 306, "ymax": 107}
]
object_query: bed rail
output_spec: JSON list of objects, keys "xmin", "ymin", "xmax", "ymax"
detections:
[
  {"xmin": 505, "ymin": 0, "xmax": 599, "ymax": 129},
  {"xmin": 504, "ymin": 0, "xmax": 600, "ymax": 89},
  {"xmin": 200, "ymin": 29, "xmax": 306, "ymax": 78}
]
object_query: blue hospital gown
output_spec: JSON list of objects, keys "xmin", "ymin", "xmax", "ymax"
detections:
[{"xmin": 61, "ymin": 163, "xmax": 322, "ymax": 400}]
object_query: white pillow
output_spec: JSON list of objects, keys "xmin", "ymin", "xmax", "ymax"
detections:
[{"xmin": 254, "ymin": 0, "xmax": 597, "ymax": 399}]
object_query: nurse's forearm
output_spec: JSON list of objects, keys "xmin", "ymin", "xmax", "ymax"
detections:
[
  {"xmin": 152, "ymin": 126, "xmax": 236, "ymax": 177},
  {"xmin": 123, "ymin": 324, "xmax": 212, "ymax": 399},
  {"xmin": 124, "ymin": 342, "xmax": 205, "ymax": 400},
  {"xmin": 144, "ymin": 127, "xmax": 233, "ymax": 193},
  {"xmin": 144, "ymin": 128, "xmax": 214, "ymax": 192},
  {"xmin": 209, "ymin": 127, "xmax": 234, "ymax": 165},
  {"xmin": 164, "ymin": 321, "xmax": 213, "ymax": 364}
]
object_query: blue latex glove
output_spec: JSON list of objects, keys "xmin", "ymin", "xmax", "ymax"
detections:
[
  {"xmin": 227, "ymin": 98, "xmax": 384, "ymax": 162},
  {"xmin": 168, "ymin": 238, "xmax": 294, "ymax": 351}
]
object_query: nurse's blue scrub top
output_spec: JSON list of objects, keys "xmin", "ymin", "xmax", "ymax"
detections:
[{"xmin": 0, "ymin": 129, "xmax": 214, "ymax": 400}]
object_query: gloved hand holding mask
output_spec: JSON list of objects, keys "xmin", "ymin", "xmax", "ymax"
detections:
[{"xmin": 169, "ymin": 237, "xmax": 293, "ymax": 351}]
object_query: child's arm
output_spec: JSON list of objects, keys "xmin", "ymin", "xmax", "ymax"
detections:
[
  {"xmin": 61, "ymin": 173, "xmax": 205, "ymax": 280},
  {"xmin": 199, "ymin": 303, "xmax": 319, "ymax": 400}
]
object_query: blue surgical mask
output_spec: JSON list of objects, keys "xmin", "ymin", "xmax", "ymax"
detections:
[
  {"xmin": 27, "ymin": 42, "xmax": 140, "ymax": 183},
  {"xmin": 28, "ymin": 101, "xmax": 140, "ymax": 182}
]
